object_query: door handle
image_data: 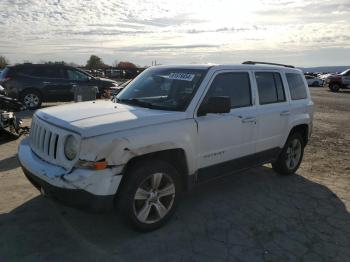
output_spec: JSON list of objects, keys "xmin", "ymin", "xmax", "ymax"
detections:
[
  {"xmin": 242, "ymin": 117, "xmax": 256, "ymax": 123},
  {"xmin": 42, "ymin": 81, "xmax": 51, "ymax": 84},
  {"xmin": 280, "ymin": 110, "xmax": 290, "ymax": 116}
]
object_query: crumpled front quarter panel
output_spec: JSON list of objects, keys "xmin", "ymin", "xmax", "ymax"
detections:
[{"xmin": 79, "ymin": 119, "xmax": 198, "ymax": 174}]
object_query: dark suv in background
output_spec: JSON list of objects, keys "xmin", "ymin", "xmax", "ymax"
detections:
[{"xmin": 0, "ymin": 64, "xmax": 120, "ymax": 109}]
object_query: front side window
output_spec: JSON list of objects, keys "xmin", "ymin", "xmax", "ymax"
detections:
[
  {"xmin": 255, "ymin": 72, "xmax": 285, "ymax": 105},
  {"xmin": 117, "ymin": 67, "xmax": 207, "ymax": 111},
  {"xmin": 204, "ymin": 72, "xmax": 252, "ymax": 108},
  {"xmin": 67, "ymin": 69, "xmax": 90, "ymax": 81},
  {"xmin": 286, "ymin": 73, "xmax": 307, "ymax": 100}
]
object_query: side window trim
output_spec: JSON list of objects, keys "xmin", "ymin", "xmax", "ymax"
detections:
[{"xmin": 273, "ymin": 72, "xmax": 286, "ymax": 102}]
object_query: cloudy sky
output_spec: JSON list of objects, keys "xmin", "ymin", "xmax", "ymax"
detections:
[{"xmin": 0, "ymin": 0, "xmax": 349, "ymax": 66}]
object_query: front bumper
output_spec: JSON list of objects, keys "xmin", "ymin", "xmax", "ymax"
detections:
[{"xmin": 18, "ymin": 138, "xmax": 124, "ymax": 211}]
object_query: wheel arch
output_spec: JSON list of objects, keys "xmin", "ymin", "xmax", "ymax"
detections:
[
  {"xmin": 20, "ymin": 87, "xmax": 44, "ymax": 100},
  {"xmin": 287, "ymin": 124, "xmax": 309, "ymax": 146},
  {"xmin": 116, "ymin": 148, "xmax": 190, "ymax": 196}
]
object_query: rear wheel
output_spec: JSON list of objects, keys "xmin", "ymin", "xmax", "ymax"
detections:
[
  {"xmin": 117, "ymin": 159, "xmax": 180, "ymax": 232},
  {"xmin": 272, "ymin": 133, "xmax": 304, "ymax": 175},
  {"xmin": 21, "ymin": 89, "xmax": 42, "ymax": 109}
]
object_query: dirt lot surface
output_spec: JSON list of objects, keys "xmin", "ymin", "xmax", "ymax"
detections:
[{"xmin": 0, "ymin": 88, "xmax": 349, "ymax": 261}]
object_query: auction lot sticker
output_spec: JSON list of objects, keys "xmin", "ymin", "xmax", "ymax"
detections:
[{"xmin": 168, "ymin": 73, "xmax": 195, "ymax": 81}]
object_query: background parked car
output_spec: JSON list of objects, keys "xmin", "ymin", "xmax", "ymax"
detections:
[
  {"xmin": 0, "ymin": 64, "xmax": 119, "ymax": 109},
  {"xmin": 324, "ymin": 69, "xmax": 350, "ymax": 92},
  {"xmin": 305, "ymin": 75, "xmax": 323, "ymax": 86}
]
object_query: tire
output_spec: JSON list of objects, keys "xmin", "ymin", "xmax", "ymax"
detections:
[
  {"xmin": 20, "ymin": 89, "xmax": 42, "ymax": 110},
  {"xmin": 272, "ymin": 132, "xmax": 305, "ymax": 175},
  {"xmin": 312, "ymin": 81, "xmax": 318, "ymax": 87},
  {"xmin": 117, "ymin": 159, "xmax": 181, "ymax": 232},
  {"xmin": 329, "ymin": 83, "xmax": 340, "ymax": 92}
]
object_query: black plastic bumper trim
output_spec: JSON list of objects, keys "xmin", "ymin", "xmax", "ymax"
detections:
[{"xmin": 21, "ymin": 165, "xmax": 114, "ymax": 212}]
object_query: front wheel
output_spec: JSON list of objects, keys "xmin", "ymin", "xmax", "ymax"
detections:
[
  {"xmin": 329, "ymin": 83, "xmax": 340, "ymax": 92},
  {"xmin": 272, "ymin": 133, "xmax": 304, "ymax": 175},
  {"xmin": 117, "ymin": 160, "xmax": 180, "ymax": 231}
]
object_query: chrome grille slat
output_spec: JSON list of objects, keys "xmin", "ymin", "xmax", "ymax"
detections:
[
  {"xmin": 49, "ymin": 133, "xmax": 57, "ymax": 158},
  {"xmin": 41, "ymin": 130, "xmax": 46, "ymax": 152},
  {"xmin": 30, "ymin": 122, "xmax": 35, "ymax": 144},
  {"xmin": 35, "ymin": 126, "xmax": 41, "ymax": 149},
  {"xmin": 44, "ymin": 131, "xmax": 51, "ymax": 155},
  {"xmin": 53, "ymin": 135, "xmax": 59, "ymax": 159}
]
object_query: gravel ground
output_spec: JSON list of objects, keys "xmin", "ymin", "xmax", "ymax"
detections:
[{"xmin": 0, "ymin": 88, "xmax": 349, "ymax": 261}]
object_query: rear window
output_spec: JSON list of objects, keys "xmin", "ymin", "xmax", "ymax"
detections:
[{"xmin": 286, "ymin": 73, "xmax": 307, "ymax": 100}]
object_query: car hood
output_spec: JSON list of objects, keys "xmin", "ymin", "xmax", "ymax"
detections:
[
  {"xmin": 96, "ymin": 77, "xmax": 117, "ymax": 84},
  {"xmin": 36, "ymin": 100, "xmax": 186, "ymax": 138},
  {"xmin": 95, "ymin": 77, "xmax": 119, "ymax": 89}
]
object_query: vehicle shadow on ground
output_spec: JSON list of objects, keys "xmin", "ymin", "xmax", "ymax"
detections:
[
  {"xmin": 326, "ymin": 89, "xmax": 350, "ymax": 95},
  {"xmin": 0, "ymin": 155, "xmax": 19, "ymax": 172},
  {"xmin": 0, "ymin": 133, "xmax": 19, "ymax": 146},
  {"xmin": 1, "ymin": 166, "xmax": 350, "ymax": 261}
]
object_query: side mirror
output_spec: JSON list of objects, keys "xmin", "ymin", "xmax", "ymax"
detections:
[{"xmin": 198, "ymin": 96, "xmax": 231, "ymax": 116}]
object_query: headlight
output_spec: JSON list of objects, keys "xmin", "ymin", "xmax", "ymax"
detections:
[{"xmin": 64, "ymin": 135, "xmax": 78, "ymax": 160}]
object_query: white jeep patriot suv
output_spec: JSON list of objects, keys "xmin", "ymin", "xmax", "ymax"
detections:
[{"xmin": 18, "ymin": 61, "xmax": 313, "ymax": 231}]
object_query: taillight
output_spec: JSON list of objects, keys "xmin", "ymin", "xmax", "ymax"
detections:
[{"xmin": 0, "ymin": 77, "xmax": 11, "ymax": 83}]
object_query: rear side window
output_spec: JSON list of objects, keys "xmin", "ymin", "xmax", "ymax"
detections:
[
  {"xmin": 206, "ymin": 72, "xmax": 251, "ymax": 108},
  {"xmin": 255, "ymin": 72, "xmax": 285, "ymax": 105},
  {"xmin": 286, "ymin": 73, "xmax": 307, "ymax": 100},
  {"xmin": 17, "ymin": 67, "xmax": 36, "ymax": 77},
  {"xmin": 17, "ymin": 67, "xmax": 65, "ymax": 79}
]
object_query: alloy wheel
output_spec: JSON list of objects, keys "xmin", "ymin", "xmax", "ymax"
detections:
[
  {"xmin": 285, "ymin": 138, "xmax": 302, "ymax": 170},
  {"xmin": 133, "ymin": 172, "xmax": 175, "ymax": 224},
  {"xmin": 23, "ymin": 93, "xmax": 40, "ymax": 108}
]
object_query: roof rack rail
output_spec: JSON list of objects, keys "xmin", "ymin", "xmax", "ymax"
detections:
[{"xmin": 242, "ymin": 61, "xmax": 295, "ymax": 68}]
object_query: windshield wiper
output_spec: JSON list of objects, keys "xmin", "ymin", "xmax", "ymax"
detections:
[{"xmin": 117, "ymin": 98, "xmax": 156, "ymax": 109}]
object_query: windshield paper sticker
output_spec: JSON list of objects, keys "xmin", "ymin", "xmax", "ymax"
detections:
[{"xmin": 168, "ymin": 73, "xmax": 195, "ymax": 81}]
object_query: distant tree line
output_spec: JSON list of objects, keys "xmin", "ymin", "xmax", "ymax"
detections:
[
  {"xmin": 0, "ymin": 56, "xmax": 9, "ymax": 69},
  {"xmin": 0, "ymin": 54, "xmax": 142, "ymax": 70},
  {"xmin": 85, "ymin": 55, "xmax": 139, "ymax": 69}
]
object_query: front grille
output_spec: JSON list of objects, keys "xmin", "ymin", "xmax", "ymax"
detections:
[
  {"xmin": 29, "ymin": 114, "xmax": 78, "ymax": 170},
  {"xmin": 30, "ymin": 118, "xmax": 60, "ymax": 160}
]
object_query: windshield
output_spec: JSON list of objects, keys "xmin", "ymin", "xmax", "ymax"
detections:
[{"xmin": 116, "ymin": 67, "xmax": 207, "ymax": 111}]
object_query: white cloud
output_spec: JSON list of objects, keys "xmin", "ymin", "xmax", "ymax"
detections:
[{"xmin": 0, "ymin": 0, "xmax": 349, "ymax": 66}]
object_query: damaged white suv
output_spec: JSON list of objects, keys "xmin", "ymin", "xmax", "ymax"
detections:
[{"xmin": 18, "ymin": 62, "xmax": 313, "ymax": 231}]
